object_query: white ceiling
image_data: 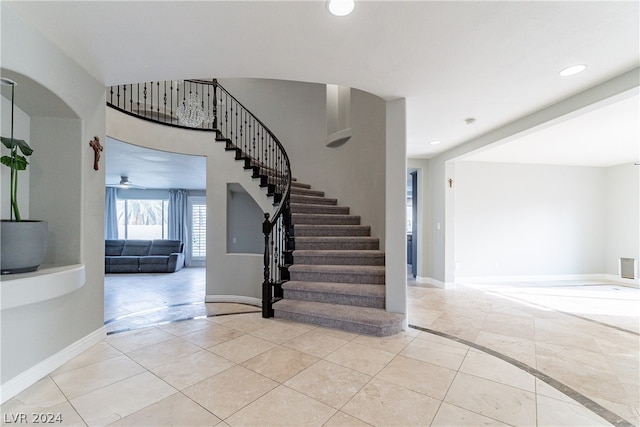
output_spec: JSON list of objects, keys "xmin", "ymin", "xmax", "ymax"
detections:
[
  {"xmin": 464, "ymin": 91, "xmax": 640, "ymax": 167},
  {"xmin": 4, "ymin": 1, "xmax": 639, "ymax": 176},
  {"xmin": 105, "ymin": 138, "xmax": 206, "ymax": 190}
]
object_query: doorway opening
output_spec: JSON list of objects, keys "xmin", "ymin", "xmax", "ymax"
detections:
[
  {"xmin": 103, "ymin": 139, "xmax": 207, "ymax": 332},
  {"xmin": 407, "ymin": 170, "xmax": 418, "ymax": 278}
]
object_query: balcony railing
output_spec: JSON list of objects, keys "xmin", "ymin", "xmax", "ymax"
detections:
[{"xmin": 108, "ymin": 79, "xmax": 217, "ymax": 131}]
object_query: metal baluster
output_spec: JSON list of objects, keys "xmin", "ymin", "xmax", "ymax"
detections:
[
  {"xmin": 170, "ymin": 81, "xmax": 173, "ymax": 123},
  {"xmin": 125, "ymin": 85, "xmax": 130, "ymax": 112},
  {"xmin": 262, "ymin": 213, "xmax": 272, "ymax": 318},
  {"xmin": 239, "ymin": 109, "xmax": 244, "ymax": 154},
  {"xmin": 143, "ymin": 83, "xmax": 148, "ymax": 118}
]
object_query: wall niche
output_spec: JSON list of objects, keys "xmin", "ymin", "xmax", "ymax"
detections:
[{"xmin": 326, "ymin": 84, "xmax": 352, "ymax": 147}]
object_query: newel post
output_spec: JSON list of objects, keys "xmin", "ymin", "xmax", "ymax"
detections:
[{"xmin": 262, "ymin": 212, "xmax": 273, "ymax": 318}]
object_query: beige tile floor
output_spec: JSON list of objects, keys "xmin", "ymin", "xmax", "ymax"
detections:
[{"xmin": 2, "ymin": 270, "xmax": 638, "ymax": 426}]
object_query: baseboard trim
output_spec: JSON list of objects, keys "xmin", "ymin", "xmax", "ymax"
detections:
[
  {"xmin": 0, "ymin": 326, "xmax": 106, "ymax": 404},
  {"xmin": 205, "ymin": 295, "xmax": 262, "ymax": 307},
  {"xmin": 602, "ymin": 274, "xmax": 640, "ymax": 288},
  {"xmin": 455, "ymin": 273, "xmax": 621, "ymax": 284},
  {"xmin": 415, "ymin": 276, "xmax": 456, "ymax": 289}
]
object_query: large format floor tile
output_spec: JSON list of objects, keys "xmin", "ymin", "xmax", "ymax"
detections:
[{"xmin": 1, "ymin": 271, "xmax": 637, "ymax": 426}]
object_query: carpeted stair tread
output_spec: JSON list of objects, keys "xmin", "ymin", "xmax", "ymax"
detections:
[
  {"xmin": 295, "ymin": 236, "xmax": 379, "ymax": 250},
  {"xmin": 296, "ymin": 236, "xmax": 379, "ymax": 243},
  {"xmin": 283, "ymin": 280, "xmax": 385, "ymax": 297},
  {"xmin": 289, "ymin": 264, "xmax": 385, "ymax": 284},
  {"xmin": 289, "ymin": 264, "xmax": 385, "ymax": 275},
  {"xmin": 293, "ymin": 249, "xmax": 384, "ymax": 258},
  {"xmin": 291, "ymin": 181, "xmax": 312, "ymax": 189},
  {"xmin": 290, "ymin": 194, "xmax": 338, "ymax": 205},
  {"xmin": 293, "ymin": 250, "xmax": 385, "ymax": 265},
  {"xmin": 291, "ymin": 213, "xmax": 361, "ymax": 225},
  {"xmin": 293, "ymin": 224, "xmax": 371, "ymax": 237},
  {"xmin": 272, "ymin": 299, "xmax": 404, "ymax": 337},
  {"xmin": 282, "ymin": 281, "xmax": 385, "ymax": 308},
  {"xmin": 291, "ymin": 203, "xmax": 350, "ymax": 215},
  {"xmin": 290, "ymin": 187, "xmax": 325, "ymax": 197}
]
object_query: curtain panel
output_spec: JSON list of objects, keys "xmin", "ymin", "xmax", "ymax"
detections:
[
  {"xmin": 105, "ymin": 187, "xmax": 118, "ymax": 239},
  {"xmin": 168, "ymin": 189, "xmax": 189, "ymax": 267}
]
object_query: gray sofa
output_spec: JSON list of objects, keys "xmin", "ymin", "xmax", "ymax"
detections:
[{"xmin": 105, "ymin": 239, "xmax": 185, "ymax": 273}]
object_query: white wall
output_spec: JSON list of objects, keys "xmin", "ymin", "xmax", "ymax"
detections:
[
  {"xmin": 1, "ymin": 95, "xmax": 30, "ymax": 220},
  {"xmin": 605, "ymin": 163, "xmax": 640, "ymax": 279},
  {"xmin": 30, "ymin": 117, "xmax": 82, "ymax": 266},
  {"xmin": 454, "ymin": 161, "xmax": 608, "ymax": 279},
  {"xmin": 385, "ymin": 99, "xmax": 407, "ymax": 316},
  {"xmin": 227, "ymin": 185, "xmax": 264, "ymax": 254},
  {"xmin": 1, "ymin": 4, "xmax": 106, "ymax": 389}
]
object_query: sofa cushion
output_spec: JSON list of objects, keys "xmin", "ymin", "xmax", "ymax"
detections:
[
  {"xmin": 149, "ymin": 239, "xmax": 183, "ymax": 256},
  {"xmin": 139, "ymin": 262, "xmax": 171, "ymax": 273},
  {"xmin": 110, "ymin": 256, "xmax": 140, "ymax": 265},
  {"xmin": 105, "ymin": 240, "xmax": 126, "ymax": 256},
  {"xmin": 121, "ymin": 240, "xmax": 152, "ymax": 256},
  {"xmin": 139, "ymin": 256, "xmax": 169, "ymax": 265}
]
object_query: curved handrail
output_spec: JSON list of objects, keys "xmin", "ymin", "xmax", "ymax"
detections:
[
  {"xmin": 213, "ymin": 81, "xmax": 292, "ymax": 224},
  {"xmin": 213, "ymin": 81, "xmax": 292, "ymax": 318}
]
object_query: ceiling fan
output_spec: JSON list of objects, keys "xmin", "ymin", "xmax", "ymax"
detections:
[{"xmin": 107, "ymin": 176, "xmax": 146, "ymax": 189}]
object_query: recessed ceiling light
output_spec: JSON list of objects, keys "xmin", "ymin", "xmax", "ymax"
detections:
[
  {"xmin": 327, "ymin": 0, "xmax": 355, "ymax": 16},
  {"xmin": 429, "ymin": 140, "xmax": 441, "ymax": 145},
  {"xmin": 559, "ymin": 64, "xmax": 587, "ymax": 77}
]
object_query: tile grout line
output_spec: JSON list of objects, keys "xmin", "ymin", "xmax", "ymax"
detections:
[
  {"xmin": 426, "ymin": 342, "xmax": 470, "ymax": 427},
  {"xmin": 106, "ymin": 309, "xmax": 262, "ymax": 335},
  {"xmin": 409, "ymin": 324, "xmax": 634, "ymax": 427},
  {"xmin": 48, "ymin": 374, "xmax": 89, "ymax": 427}
]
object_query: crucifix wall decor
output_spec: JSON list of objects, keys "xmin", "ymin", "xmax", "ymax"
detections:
[{"xmin": 89, "ymin": 136, "xmax": 103, "ymax": 171}]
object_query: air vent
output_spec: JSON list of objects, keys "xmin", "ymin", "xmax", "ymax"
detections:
[{"xmin": 620, "ymin": 258, "xmax": 636, "ymax": 279}]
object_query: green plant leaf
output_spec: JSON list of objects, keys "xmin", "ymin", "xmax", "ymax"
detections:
[
  {"xmin": 1, "ymin": 154, "xmax": 28, "ymax": 171},
  {"xmin": 0, "ymin": 137, "xmax": 33, "ymax": 156}
]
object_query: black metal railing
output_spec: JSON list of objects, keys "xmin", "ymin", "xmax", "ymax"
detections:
[
  {"xmin": 107, "ymin": 79, "xmax": 292, "ymax": 318},
  {"xmin": 108, "ymin": 79, "xmax": 217, "ymax": 131},
  {"xmin": 214, "ymin": 82, "xmax": 292, "ymax": 318}
]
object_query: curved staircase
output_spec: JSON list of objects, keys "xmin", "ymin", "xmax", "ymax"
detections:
[
  {"xmin": 107, "ymin": 78, "xmax": 404, "ymax": 337},
  {"xmin": 273, "ymin": 181, "xmax": 404, "ymax": 337}
]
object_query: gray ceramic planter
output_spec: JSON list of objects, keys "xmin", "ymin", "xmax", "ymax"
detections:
[{"xmin": 1, "ymin": 220, "xmax": 48, "ymax": 274}]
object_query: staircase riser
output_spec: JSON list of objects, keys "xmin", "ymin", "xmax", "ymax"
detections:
[
  {"xmin": 291, "ymin": 205, "xmax": 350, "ymax": 215},
  {"xmin": 294, "ymin": 256, "xmax": 384, "ymax": 266},
  {"xmin": 289, "ymin": 271, "xmax": 385, "ymax": 284},
  {"xmin": 293, "ymin": 226, "xmax": 370, "ymax": 237},
  {"xmin": 295, "ymin": 241, "xmax": 380, "ymax": 250},
  {"xmin": 292, "ymin": 215, "xmax": 361, "ymax": 225},
  {"xmin": 283, "ymin": 289, "xmax": 385, "ymax": 308},
  {"xmin": 273, "ymin": 310, "xmax": 401, "ymax": 337}
]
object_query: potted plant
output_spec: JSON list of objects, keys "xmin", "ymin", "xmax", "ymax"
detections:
[{"xmin": 1, "ymin": 77, "xmax": 47, "ymax": 274}]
